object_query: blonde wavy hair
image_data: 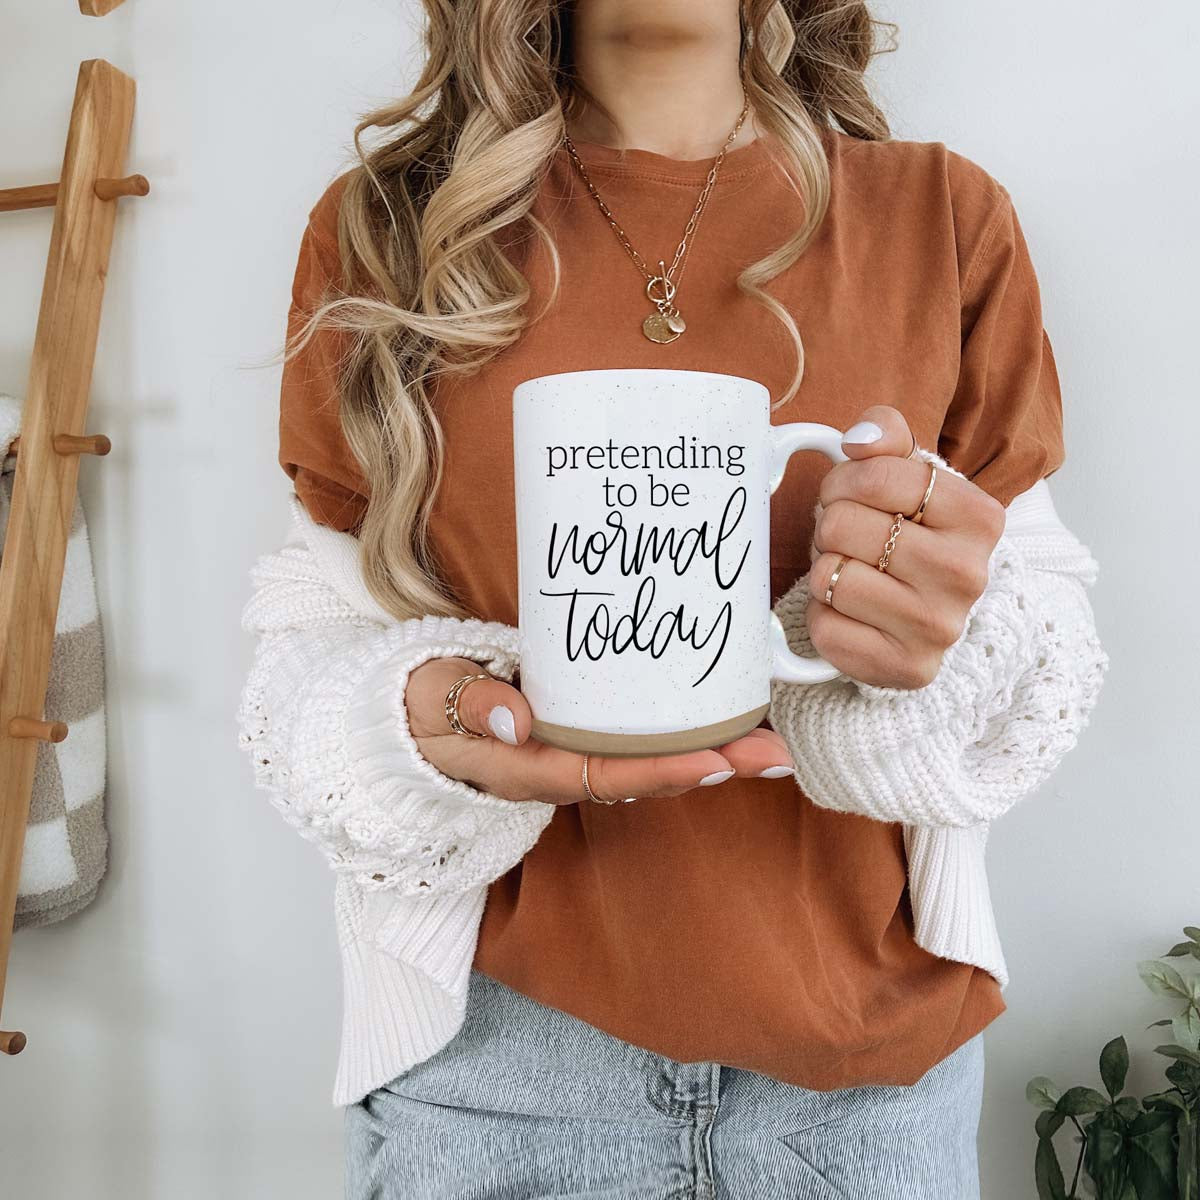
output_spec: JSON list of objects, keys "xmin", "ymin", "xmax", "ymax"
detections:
[{"xmin": 285, "ymin": 0, "xmax": 893, "ymax": 622}]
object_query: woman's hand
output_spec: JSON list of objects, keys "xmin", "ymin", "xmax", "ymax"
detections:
[
  {"xmin": 405, "ymin": 657, "xmax": 795, "ymax": 805},
  {"xmin": 807, "ymin": 405, "xmax": 1007, "ymax": 690}
]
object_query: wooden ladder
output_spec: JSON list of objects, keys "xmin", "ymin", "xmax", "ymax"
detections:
[{"xmin": 0, "ymin": 55, "xmax": 147, "ymax": 1058}]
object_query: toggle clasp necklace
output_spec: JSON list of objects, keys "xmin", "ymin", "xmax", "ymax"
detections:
[{"xmin": 561, "ymin": 90, "xmax": 750, "ymax": 345}]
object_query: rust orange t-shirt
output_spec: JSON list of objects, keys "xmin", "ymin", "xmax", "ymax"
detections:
[{"xmin": 277, "ymin": 126, "xmax": 1065, "ymax": 1089}]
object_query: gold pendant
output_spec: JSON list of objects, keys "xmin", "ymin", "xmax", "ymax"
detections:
[{"xmin": 643, "ymin": 310, "xmax": 681, "ymax": 344}]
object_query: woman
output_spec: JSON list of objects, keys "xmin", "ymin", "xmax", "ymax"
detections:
[{"xmin": 238, "ymin": 1, "xmax": 1107, "ymax": 1195}]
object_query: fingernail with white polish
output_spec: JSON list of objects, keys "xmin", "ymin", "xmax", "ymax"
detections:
[
  {"xmin": 842, "ymin": 421, "xmax": 883, "ymax": 445},
  {"xmin": 759, "ymin": 765, "xmax": 795, "ymax": 779},
  {"xmin": 487, "ymin": 705, "xmax": 518, "ymax": 745},
  {"xmin": 699, "ymin": 770, "xmax": 736, "ymax": 787}
]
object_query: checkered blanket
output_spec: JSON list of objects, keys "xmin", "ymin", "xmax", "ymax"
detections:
[{"xmin": 0, "ymin": 393, "xmax": 108, "ymax": 928}]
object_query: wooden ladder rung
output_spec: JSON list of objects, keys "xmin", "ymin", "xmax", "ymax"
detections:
[
  {"xmin": 8, "ymin": 718, "xmax": 69, "ymax": 743},
  {"xmin": 8, "ymin": 433, "xmax": 112, "ymax": 458},
  {"xmin": 0, "ymin": 183, "xmax": 59, "ymax": 213},
  {"xmin": 0, "ymin": 1031, "xmax": 27, "ymax": 1056},
  {"xmin": 0, "ymin": 174, "xmax": 148, "ymax": 214},
  {"xmin": 79, "ymin": 0, "xmax": 129, "ymax": 16}
]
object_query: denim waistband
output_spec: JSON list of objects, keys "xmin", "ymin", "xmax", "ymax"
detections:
[{"xmin": 347, "ymin": 968, "xmax": 985, "ymax": 1200}]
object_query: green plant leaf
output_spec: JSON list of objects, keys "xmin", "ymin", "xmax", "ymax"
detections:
[
  {"xmin": 1140, "ymin": 960, "xmax": 1192, "ymax": 1000},
  {"xmin": 1168, "ymin": 942, "xmax": 1196, "ymax": 957},
  {"xmin": 1100, "ymin": 1037, "xmax": 1130, "ymax": 1099},
  {"xmin": 1085, "ymin": 1117, "xmax": 1125, "ymax": 1185},
  {"xmin": 1175, "ymin": 1008, "xmax": 1200, "ymax": 1054},
  {"xmin": 1147, "ymin": 1019, "xmax": 1174, "ymax": 1030},
  {"xmin": 1129, "ymin": 1145, "xmax": 1176, "ymax": 1200},
  {"xmin": 1129, "ymin": 1108, "xmax": 1178, "ymax": 1140},
  {"xmin": 1128, "ymin": 1110, "xmax": 1178, "ymax": 1200},
  {"xmin": 1058, "ymin": 1086, "xmax": 1111, "ymax": 1116},
  {"xmin": 1166, "ymin": 1059, "xmax": 1200, "ymax": 1093},
  {"xmin": 1157, "ymin": 1045, "xmax": 1200, "ymax": 1067},
  {"xmin": 1035, "ymin": 1134, "xmax": 1068, "ymax": 1200},
  {"xmin": 1036, "ymin": 1109, "xmax": 1067, "ymax": 1139},
  {"xmin": 1178, "ymin": 1110, "xmax": 1198, "ymax": 1200},
  {"xmin": 1113, "ymin": 1096, "xmax": 1142, "ymax": 1122},
  {"xmin": 1144, "ymin": 1090, "xmax": 1187, "ymax": 1113},
  {"xmin": 1029, "ymin": 1076, "xmax": 1064, "ymax": 1110},
  {"xmin": 1183, "ymin": 927, "xmax": 1200, "ymax": 942}
]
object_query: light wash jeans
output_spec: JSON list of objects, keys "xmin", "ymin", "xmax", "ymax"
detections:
[{"xmin": 345, "ymin": 969, "xmax": 984, "ymax": 1199}]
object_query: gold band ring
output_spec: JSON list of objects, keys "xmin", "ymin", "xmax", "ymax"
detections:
[
  {"xmin": 444, "ymin": 672, "xmax": 490, "ymax": 737},
  {"xmin": 906, "ymin": 429, "xmax": 919, "ymax": 459},
  {"xmin": 582, "ymin": 754, "xmax": 636, "ymax": 805},
  {"xmin": 877, "ymin": 512, "xmax": 906, "ymax": 573},
  {"xmin": 907, "ymin": 463, "xmax": 937, "ymax": 525},
  {"xmin": 824, "ymin": 555, "xmax": 850, "ymax": 606}
]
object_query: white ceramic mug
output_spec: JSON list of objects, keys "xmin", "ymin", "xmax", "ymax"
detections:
[{"xmin": 512, "ymin": 367, "xmax": 848, "ymax": 756}]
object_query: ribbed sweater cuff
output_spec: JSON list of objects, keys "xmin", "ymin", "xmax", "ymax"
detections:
[
  {"xmin": 332, "ymin": 889, "xmax": 484, "ymax": 1106},
  {"xmin": 904, "ymin": 825, "xmax": 1008, "ymax": 987},
  {"xmin": 341, "ymin": 615, "xmax": 556, "ymax": 895},
  {"xmin": 364, "ymin": 885, "xmax": 486, "ymax": 999},
  {"xmin": 771, "ymin": 539, "xmax": 1037, "ymax": 827},
  {"xmin": 345, "ymin": 615, "xmax": 524, "ymax": 813},
  {"xmin": 786, "ymin": 688, "xmax": 1009, "ymax": 828}
]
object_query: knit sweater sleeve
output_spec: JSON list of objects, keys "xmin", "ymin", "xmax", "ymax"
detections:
[
  {"xmin": 235, "ymin": 511, "xmax": 555, "ymax": 896},
  {"xmin": 768, "ymin": 450, "xmax": 1108, "ymax": 828}
]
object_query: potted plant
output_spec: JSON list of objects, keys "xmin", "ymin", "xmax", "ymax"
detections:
[{"xmin": 1027, "ymin": 925, "xmax": 1200, "ymax": 1199}]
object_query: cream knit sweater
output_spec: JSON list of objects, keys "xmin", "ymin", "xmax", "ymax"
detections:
[{"xmin": 236, "ymin": 455, "xmax": 1106, "ymax": 1107}]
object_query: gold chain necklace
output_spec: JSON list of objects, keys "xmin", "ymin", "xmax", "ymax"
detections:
[{"xmin": 562, "ymin": 94, "xmax": 750, "ymax": 344}]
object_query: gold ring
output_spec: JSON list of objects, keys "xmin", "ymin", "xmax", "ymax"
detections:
[
  {"xmin": 582, "ymin": 754, "xmax": 635, "ymax": 805},
  {"xmin": 444, "ymin": 672, "xmax": 490, "ymax": 737},
  {"xmin": 907, "ymin": 463, "xmax": 937, "ymax": 525},
  {"xmin": 906, "ymin": 429, "xmax": 919, "ymax": 459},
  {"xmin": 877, "ymin": 512, "xmax": 905, "ymax": 573},
  {"xmin": 824, "ymin": 555, "xmax": 850, "ymax": 606}
]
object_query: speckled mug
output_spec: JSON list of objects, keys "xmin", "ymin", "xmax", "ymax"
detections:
[{"xmin": 513, "ymin": 368, "xmax": 848, "ymax": 757}]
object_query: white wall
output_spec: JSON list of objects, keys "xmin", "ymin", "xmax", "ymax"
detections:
[{"xmin": 0, "ymin": 2, "xmax": 1195, "ymax": 1197}]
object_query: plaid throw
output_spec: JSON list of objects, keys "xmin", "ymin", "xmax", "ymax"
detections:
[{"xmin": 0, "ymin": 393, "xmax": 108, "ymax": 928}]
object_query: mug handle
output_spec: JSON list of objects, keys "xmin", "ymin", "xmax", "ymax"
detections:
[{"xmin": 767, "ymin": 422, "xmax": 850, "ymax": 685}]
